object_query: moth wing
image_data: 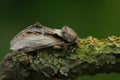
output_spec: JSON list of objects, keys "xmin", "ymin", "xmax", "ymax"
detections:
[
  {"xmin": 10, "ymin": 23, "xmax": 56, "ymax": 45},
  {"xmin": 10, "ymin": 23, "xmax": 65, "ymax": 52},
  {"xmin": 10, "ymin": 33, "xmax": 64, "ymax": 52}
]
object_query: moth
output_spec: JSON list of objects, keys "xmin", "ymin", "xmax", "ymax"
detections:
[{"xmin": 10, "ymin": 22, "xmax": 79, "ymax": 53}]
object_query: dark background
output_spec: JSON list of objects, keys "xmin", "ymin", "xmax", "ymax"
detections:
[{"xmin": 0, "ymin": 0, "xmax": 120, "ymax": 80}]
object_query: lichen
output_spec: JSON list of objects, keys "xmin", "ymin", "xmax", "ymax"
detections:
[
  {"xmin": 2, "ymin": 36, "xmax": 120, "ymax": 80},
  {"xmin": 77, "ymin": 36, "xmax": 120, "ymax": 65}
]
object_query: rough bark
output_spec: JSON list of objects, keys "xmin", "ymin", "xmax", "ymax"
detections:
[{"xmin": 1, "ymin": 36, "xmax": 120, "ymax": 80}]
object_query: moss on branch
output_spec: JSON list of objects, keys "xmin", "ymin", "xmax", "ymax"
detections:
[{"xmin": 1, "ymin": 36, "xmax": 120, "ymax": 80}]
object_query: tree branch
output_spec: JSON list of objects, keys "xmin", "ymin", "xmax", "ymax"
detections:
[{"xmin": 1, "ymin": 36, "xmax": 120, "ymax": 80}]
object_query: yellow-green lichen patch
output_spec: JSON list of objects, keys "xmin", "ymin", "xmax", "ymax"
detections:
[{"xmin": 76, "ymin": 36, "xmax": 120, "ymax": 66}]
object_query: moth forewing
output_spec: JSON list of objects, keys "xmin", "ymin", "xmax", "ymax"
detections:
[
  {"xmin": 10, "ymin": 33, "xmax": 65, "ymax": 52},
  {"xmin": 10, "ymin": 23, "xmax": 54, "ymax": 52}
]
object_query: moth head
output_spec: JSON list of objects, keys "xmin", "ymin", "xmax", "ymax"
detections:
[{"xmin": 61, "ymin": 25, "xmax": 79, "ymax": 43}]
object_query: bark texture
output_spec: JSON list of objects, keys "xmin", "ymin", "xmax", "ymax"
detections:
[{"xmin": 1, "ymin": 36, "xmax": 120, "ymax": 80}]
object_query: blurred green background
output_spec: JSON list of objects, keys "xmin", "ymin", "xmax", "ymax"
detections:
[{"xmin": 1, "ymin": 0, "xmax": 120, "ymax": 80}]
